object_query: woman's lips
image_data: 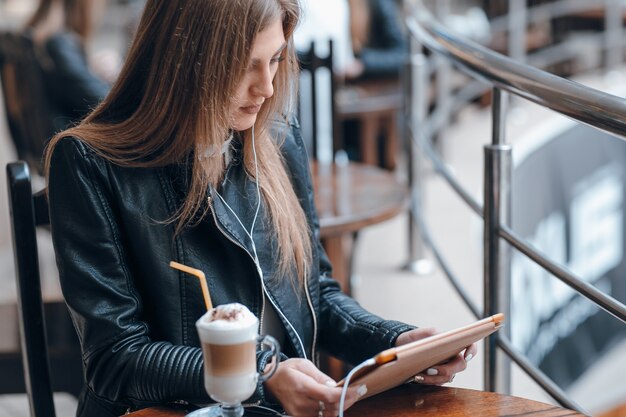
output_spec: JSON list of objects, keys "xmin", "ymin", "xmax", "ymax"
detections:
[{"xmin": 240, "ymin": 105, "xmax": 261, "ymax": 114}]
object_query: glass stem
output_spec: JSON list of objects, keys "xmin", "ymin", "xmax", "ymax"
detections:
[{"xmin": 221, "ymin": 404, "xmax": 244, "ymax": 417}]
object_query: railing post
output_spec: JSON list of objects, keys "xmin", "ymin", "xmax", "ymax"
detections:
[
  {"xmin": 433, "ymin": 0, "xmax": 452, "ymax": 159},
  {"xmin": 405, "ymin": 35, "xmax": 433, "ymax": 275},
  {"xmin": 434, "ymin": 0, "xmax": 452, "ymax": 106},
  {"xmin": 605, "ymin": 0, "xmax": 623, "ymax": 71},
  {"xmin": 483, "ymin": 88, "xmax": 512, "ymax": 393},
  {"xmin": 508, "ymin": 0, "xmax": 527, "ymax": 63}
]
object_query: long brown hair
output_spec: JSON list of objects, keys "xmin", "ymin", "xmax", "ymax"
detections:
[
  {"xmin": 26, "ymin": 0, "xmax": 95, "ymax": 42},
  {"xmin": 44, "ymin": 0, "xmax": 312, "ymax": 285}
]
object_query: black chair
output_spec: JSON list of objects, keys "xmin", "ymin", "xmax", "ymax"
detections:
[
  {"xmin": 6, "ymin": 161, "xmax": 82, "ymax": 417},
  {"xmin": 0, "ymin": 33, "xmax": 54, "ymax": 175},
  {"xmin": 298, "ymin": 40, "xmax": 344, "ymax": 161}
]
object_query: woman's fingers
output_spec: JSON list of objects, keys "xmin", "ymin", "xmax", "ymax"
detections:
[
  {"xmin": 263, "ymin": 358, "xmax": 367, "ymax": 416},
  {"xmin": 413, "ymin": 344, "xmax": 478, "ymax": 386},
  {"xmin": 293, "ymin": 358, "xmax": 337, "ymax": 386},
  {"xmin": 339, "ymin": 384, "xmax": 368, "ymax": 410},
  {"xmin": 290, "ymin": 358, "xmax": 366, "ymax": 411},
  {"xmin": 464, "ymin": 343, "xmax": 478, "ymax": 362},
  {"xmin": 394, "ymin": 327, "xmax": 438, "ymax": 346},
  {"xmin": 289, "ymin": 382, "xmax": 364, "ymax": 416},
  {"xmin": 299, "ymin": 376, "xmax": 365, "ymax": 415}
]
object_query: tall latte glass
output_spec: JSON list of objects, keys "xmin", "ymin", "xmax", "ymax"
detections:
[{"xmin": 186, "ymin": 303, "xmax": 280, "ymax": 417}]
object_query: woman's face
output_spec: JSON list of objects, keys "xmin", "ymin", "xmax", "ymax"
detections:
[{"xmin": 228, "ymin": 18, "xmax": 286, "ymax": 131}]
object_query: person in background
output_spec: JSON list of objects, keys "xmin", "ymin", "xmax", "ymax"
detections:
[
  {"xmin": 344, "ymin": 0, "xmax": 407, "ymax": 81},
  {"xmin": 45, "ymin": 1, "xmax": 476, "ymax": 416},
  {"xmin": 294, "ymin": 0, "xmax": 406, "ymax": 166},
  {"xmin": 293, "ymin": 0, "xmax": 356, "ymax": 163},
  {"xmin": 294, "ymin": 0, "xmax": 357, "ymax": 75},
  {"xmin": 25, "ymin": 0, "xmax": 113, "ymax": 133},
  {"xmin": 294, "ymin": 0, "xmax": 406, "ymax": 81}
]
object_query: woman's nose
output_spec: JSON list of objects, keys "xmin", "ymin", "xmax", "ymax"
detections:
[{"xmin": 253, "ymin": 68, "xmax": 274, "ymax": 98}]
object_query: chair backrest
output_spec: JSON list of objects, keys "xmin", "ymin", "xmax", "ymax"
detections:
[
  {"xmin": 0, "ymin": 33, "xmax": 54, "ymax": 175},
  {"xmin": 7, "ymin": 161, "xmax": 55, "ymax": 417},
  {"xmin": 298, "ymin": 40, "xmax": 343, "ymax": 162}
]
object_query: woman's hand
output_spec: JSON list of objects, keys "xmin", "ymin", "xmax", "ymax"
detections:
[
  {"xmin": 263, "ymin": 358, "xmax": 366, "ymax": 417},
  {"xmin": 343, "ymin": 59, "xmax": 365, "ymax": 80},
  {"xmin": 395, "ymin": 328, "xmax": 478, "ymax": 385}
]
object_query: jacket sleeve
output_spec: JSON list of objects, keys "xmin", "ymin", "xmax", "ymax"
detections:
[
  {"xmin": 282, "ymin": 119, "xmax": 415, "ymax": 365},
  {"xmin": 49, "ymin": 138, "xmax": 209, "ymax": 408},
  {"xmin": 316, "ymin": 239, "xmax": 415, "ymax": 365}
]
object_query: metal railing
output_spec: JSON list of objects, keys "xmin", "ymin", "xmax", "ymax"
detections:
[{"xmin": 405, "ymin": 1, "xmax": 626, "ymax": 414}]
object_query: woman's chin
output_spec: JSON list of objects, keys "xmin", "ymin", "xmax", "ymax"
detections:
[{"xmin": 230, "ymin": 114, "xmax": 257, "ymax": 132}]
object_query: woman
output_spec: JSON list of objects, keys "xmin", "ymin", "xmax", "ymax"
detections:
[
  {"xmin": 26, "ymin": 0, "xmax": 112, "ymax": 133},
  {"xmin": 45, "ymin": 1, "xmax": 475, "ymax": 416},
  {"xmin": 345, "ymin": 0, "xmax": 407, "ymax": 80}
]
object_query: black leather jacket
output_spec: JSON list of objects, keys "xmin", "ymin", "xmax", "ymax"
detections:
[{"xmin": 48, "ymin": 118, "xmax": 414, "ymax": 416}]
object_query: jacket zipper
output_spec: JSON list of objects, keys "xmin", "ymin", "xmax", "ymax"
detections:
[
  {"xmin": 304, "ymin": 270, "xmax": 317, "ymax": 362},
  {"xmin": 208, "ymin": 195, "xmax": 310, "ymax": 359}
]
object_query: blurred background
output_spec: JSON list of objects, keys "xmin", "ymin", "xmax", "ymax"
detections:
[{"xmin": 1, "ymin": 0, "xmax": 625, "ymax": 416}]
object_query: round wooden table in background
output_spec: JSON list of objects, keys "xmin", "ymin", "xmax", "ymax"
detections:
[
  {"xmin": 314, "ymin": 161, "xmax": 407, "ymax": 236},
  {"xmin": 313, "ymin": 161, "xmax": 408, "ymax": 295}
]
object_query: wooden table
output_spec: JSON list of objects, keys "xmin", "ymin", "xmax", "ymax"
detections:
[
  {"xmin": 335, "ymin": 80, "xmax": 402, "ymax": 170},
  {"xmin": 123, "ymin": 385, "xmax": 587, "ymax": 417},
  {"xmin": 313, "ymin": 161, "xmax": 407, "ymax": 295}
]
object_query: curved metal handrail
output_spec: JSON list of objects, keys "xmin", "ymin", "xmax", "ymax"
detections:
[
  {"xmin": 499, "ymin": 224, "xmax": 626, "ymax": 322},
  {"xmin": 408, "ymin": 0, "xmax": 626, "ymax": 324},
  {"xmin": 407, "ymin": 5, "xmax": 626, "ymax": 141},
  {"xmin": 408, "ymin": 123, "xmax": 483, "ymax": 216},
  {"xmin": 405, "ymin": 1, "xmax": 626, "ymax": 414}
]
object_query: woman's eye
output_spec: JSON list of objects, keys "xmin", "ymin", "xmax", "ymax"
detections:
[{"xmin": 271, "ymin": 56, "xmax": 285, "ymax": 64}]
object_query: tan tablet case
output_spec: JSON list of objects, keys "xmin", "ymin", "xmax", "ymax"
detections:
[{"xmin": 341, "ymin": 314, "xmax": 504, "ymax": 400}]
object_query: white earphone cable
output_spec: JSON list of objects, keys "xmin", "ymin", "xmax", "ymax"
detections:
[
  {"xmin": 338, "ymin": 357, "xmax": 375, "ymax": 417},
  {"xmin": 213, "ymin": 125, "xmax": 263, "ymax": 275},
  {"xmin": 212, "ymin": 125, "xmax": 309, "ymax": 358}
]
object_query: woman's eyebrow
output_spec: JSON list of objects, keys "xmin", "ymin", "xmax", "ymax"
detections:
[
  {"xmin": 250, "ymin": 42, "xmax": 287, "ymax": 66},
  {"xmin": 273, "ymin": 42, "xmax": 288, "ymax": 56}
]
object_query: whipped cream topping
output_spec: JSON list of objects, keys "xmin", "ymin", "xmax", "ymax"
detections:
[{"xmin": 203, "ymin": 303, "xmax": 257, "ymax": 330}]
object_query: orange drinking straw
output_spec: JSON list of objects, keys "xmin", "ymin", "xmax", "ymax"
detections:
[{"xmin": 169, "ymin": 261, "xmax": 213, "ymax": 311}]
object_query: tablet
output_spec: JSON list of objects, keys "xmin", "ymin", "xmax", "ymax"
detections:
[{"xmin": 338, "ymin": 313, "xmax": 504, "ymax": 399}]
